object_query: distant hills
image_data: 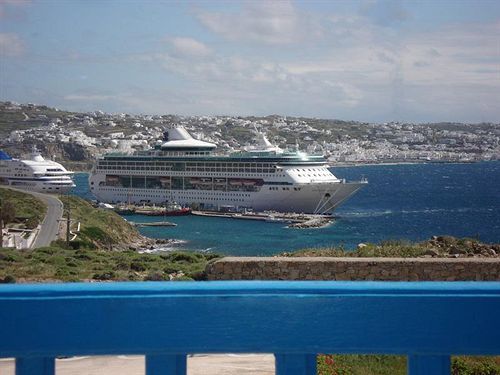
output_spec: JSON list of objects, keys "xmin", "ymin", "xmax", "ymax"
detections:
[{"xmin": 1, "ymin": 100, "xmax": 498, "ymax": 168}]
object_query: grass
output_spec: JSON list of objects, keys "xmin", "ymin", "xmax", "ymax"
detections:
[
  {"xmin": 0, "ymin": 245, "xmax": 220, "ymax": 282},
  {"xmin": 0, "ymin": 187, "xmax": 47, "ymax": 228},
  {"xmin": 59, "ymin": 195, "xmax": 141, "ymax": 249}
]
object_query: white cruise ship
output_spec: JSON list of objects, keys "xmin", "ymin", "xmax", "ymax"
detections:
[
  {"xmin": 89, "ymin": 128, "xmax": 367, "ymax": 214},
  {"xmin": 0, "ymin": 148, "xmax": 75, "ymax": 193}
]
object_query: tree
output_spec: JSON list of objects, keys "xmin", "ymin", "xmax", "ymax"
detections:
[{"xmin": 0, "ymin": 200, "xmax": 16, "ymax": 225}]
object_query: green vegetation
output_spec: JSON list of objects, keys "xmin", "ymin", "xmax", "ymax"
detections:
[
  {"xmin": 318, "ymin": 354, "xmax": 406, "ymax": 375},
  {"xmin": 60, "ymin": 195, "xmax": 141, "ymax": 249},
  {"xmin": 317, "ymin": 355, "xmax": 500, "ymax": 375},
  {"xmin": 0, "ymin": 245, "xmax": 219, "ymax": 282},
  {"xmin": 0, "ymin": 102, "xmax": 74, "ymax": 136},
  {"xmin": 0, "ymin": 193, "xmax": 220, "ymax": 282},
  {"xmin": 0, "ymin": 187, "xmax": 47, "ymax": 229},
  {"xmin": 287, "ymin": 237, "xmax": 498, "ymax": 258}
]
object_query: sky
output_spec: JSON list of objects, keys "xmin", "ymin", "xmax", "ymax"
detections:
[{"xmin": 0, "ymin": 0, "xmax": 499, "ymax": 123}]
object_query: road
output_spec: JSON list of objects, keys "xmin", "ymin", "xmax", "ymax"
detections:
[
  {"xmin": 3, "ymin": 188, "xmax": 63, "ymax": 248},
  {"xmin": 30, "ymin": 191, "xmax": 63, "ymax": 248}
]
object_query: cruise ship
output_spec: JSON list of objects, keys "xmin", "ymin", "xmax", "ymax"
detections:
[
  {"xmin": 89, "ymin": 128, "xmax": 367, "ymax": 214},
  {"xmin": 0, "ymin": 148, "xmax": 75, "ymax": 193}
]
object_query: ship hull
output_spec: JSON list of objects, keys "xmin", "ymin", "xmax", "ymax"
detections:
[
  {"xmin": 89, "ymin": 173, "xmax": 365, "ymax": 214},
  {"xmin": 0, "ymin": 178, "xmax": 74, "ymax": 194}
]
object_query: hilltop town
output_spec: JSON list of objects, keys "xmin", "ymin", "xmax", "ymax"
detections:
[{"xmin": 1, "ymin": 101, "xmax": 498, "ymax": 169}]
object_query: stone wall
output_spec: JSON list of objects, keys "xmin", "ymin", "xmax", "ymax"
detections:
[{"xmin": 206, "ymin": 257, "xmax": 500, "ymax": 281}]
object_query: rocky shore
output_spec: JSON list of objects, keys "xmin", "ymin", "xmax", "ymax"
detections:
[{"xmin": 421, "ymin": 236, "xmax": 498, "ymax": 258}]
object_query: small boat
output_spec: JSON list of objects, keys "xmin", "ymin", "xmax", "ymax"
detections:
[
  {"xmin": 134, "ymin": 203, "xmax": 191, "ymax": 216},
  {"xmin": 164, "ymin": 202, "xmax": 191, "ymax": 216},
  {"xmin": 115, "ymin": 207, "xmax": 135, "ymax": 215},
  {"xmin": 164, "ymin": 207, "xmax": 191, "ymax": 216},
  {"xmin": 114, "ymin": 204, "xmax": 136, "ymax": 215}
]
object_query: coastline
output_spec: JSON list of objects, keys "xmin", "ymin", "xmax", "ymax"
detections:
[{"xmin": 331, "ymin": 160, "xmax": 495, "ymax": 167}]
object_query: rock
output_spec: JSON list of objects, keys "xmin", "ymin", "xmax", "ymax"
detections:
[
  {"xmin": 488, "ymin": 249, "xmax": 497, "ymax": 256},
  {"xmin": 424, "ymin": 249, "xmax": 439, "ymax": 257},
  {"xmin": 449, "ymin": 246, "xmax": 466, "ymax": 255}
]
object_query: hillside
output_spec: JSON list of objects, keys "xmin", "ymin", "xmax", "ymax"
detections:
[
  {"xmin": 0, "ymin": 194, "xmax": 222, "ymax": 282},
  {"xmin": 0, "ymin": 187, "xmax": 47, "ymax": 229},
  {"xmin": 1, "ymin": 101, "xmax": 498, "ymax": 167},
  {"xmin": 61, "ymin": 195, "xmax": 142, "ymax": 250}
]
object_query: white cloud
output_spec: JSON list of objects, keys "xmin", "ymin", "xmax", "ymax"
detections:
[
  {"xmin": 196, "ymin": 0, "xmax": 322, "ymax": 45},
  {"xmin": 41, "ymin": 2, "xmax": 500, "ymax": 122},
  {"xmin": 64, "ymin": 94, "xmax": 113, "ymax": 101},
  {"xmin": 168, "ymin": 37, "xmax": 212, "ymax": 58},
  {"xmin": 0, "ymin": 32, "xmax": 24, "ymax": 57}
]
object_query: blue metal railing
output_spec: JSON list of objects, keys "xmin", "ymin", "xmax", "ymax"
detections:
[{"xmin": 1, "ymin": 281, "xmax": 499, "ymax": 375}]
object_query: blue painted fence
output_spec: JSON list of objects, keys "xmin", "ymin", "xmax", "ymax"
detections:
[{"xmin": 1, "ymin": 281, "xmax": 499, "ymax": 375}]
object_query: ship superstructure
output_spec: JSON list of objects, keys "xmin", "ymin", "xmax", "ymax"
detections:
[
  {"xmin": 89, "ymin": 127, "xmax": 366, "ymax": 214},
  {"xmin": 0, "ymin": 148, "xmax": 75, "ymax": 193}
]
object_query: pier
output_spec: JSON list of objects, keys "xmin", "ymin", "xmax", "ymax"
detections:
[
  {"xmin": 191, "ymin": 210, "xmax": 333, "ymax": 227},
  {"xmin": 130, "ymin": 221, "xmax": 177, "ymax": 227}
]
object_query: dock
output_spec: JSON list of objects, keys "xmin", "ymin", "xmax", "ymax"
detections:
[{"xmin": 191, "ymin": 210, "xmax": 333, "ymax": 227}]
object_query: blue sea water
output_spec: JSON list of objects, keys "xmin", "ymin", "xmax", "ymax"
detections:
[{"xmin": 71, "ymin": 161, "xmax": 500, "ymax": 255}]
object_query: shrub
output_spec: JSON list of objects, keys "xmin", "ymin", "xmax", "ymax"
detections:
[
  {"xmin": 0, "ymin": 275, "xmax": 16, "ymax": 283},
  {"xmin": 130, "ymin": 261, "xmax": 146, "ymax": 272},
  {"xmin": 92, "ymin": 271, "xmax": 116, "ymax": 281},
  {"xmin": 164, "ymin": 265, "xmax": 181, "ymax": 274},
  {"xmin": 168, "ymin": 252, "xmax": 202, "ymax": 263},
  {"xmin": 189, "ymin": 270, "xmax": 207, "ymax": 281},
  {"xmin": 81, "ymin": 227, "xmax": 112, "ymax": 243},
  {"xmin": 144, "ymin": 272, "xmax": 167, "ymax": 281}
]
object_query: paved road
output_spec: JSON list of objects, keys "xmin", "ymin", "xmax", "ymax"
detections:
[
  {"xmin": 0, "ymin": 354, "xmax": 275, "ymax": 375},
  {"xmin": 30, "ymin": 191, "xmax": 63, "ymax": 248},
  {"xmin": 3, "ymin": 188, "xmax": 63, "ymax": 248}
]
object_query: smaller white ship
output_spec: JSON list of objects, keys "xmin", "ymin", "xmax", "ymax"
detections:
[{"xmin": 0, "ymin": 148, "xmax": 75, "ymax": 193}]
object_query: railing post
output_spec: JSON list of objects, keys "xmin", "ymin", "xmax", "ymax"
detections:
[
  {"xmin": 275, "ymin": 354, "xmax": 317, "ymax": 375},
  {"xmin": 16, "ymin": 357, "xmax": 55, "ymax": 375},
  {"xmin": 145, "ymin": 354, "xmax": 187, "ymax": 375},
  {"xmin": 408, "ymin": 355, "xmax": 451, "ymax": 375}
]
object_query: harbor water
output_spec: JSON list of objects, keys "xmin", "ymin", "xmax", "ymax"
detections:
[{"xmin": 71, "ymin": 161, "xmax": 500, "ymax": 255}]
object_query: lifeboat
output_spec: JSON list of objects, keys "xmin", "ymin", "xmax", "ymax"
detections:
[{"xmin": 229, "ymin": 179, "xmax": 242, "ymax": 186}]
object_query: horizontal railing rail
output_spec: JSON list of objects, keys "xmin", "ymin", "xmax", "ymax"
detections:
[{"xmin": 0, "ymin": 281, "xmax": 499, "ymax": 375}]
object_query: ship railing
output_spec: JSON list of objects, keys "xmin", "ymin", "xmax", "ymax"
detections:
[{"xmin": 1, "ymin": 281, "xmax": 499, "ymax": 375}]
